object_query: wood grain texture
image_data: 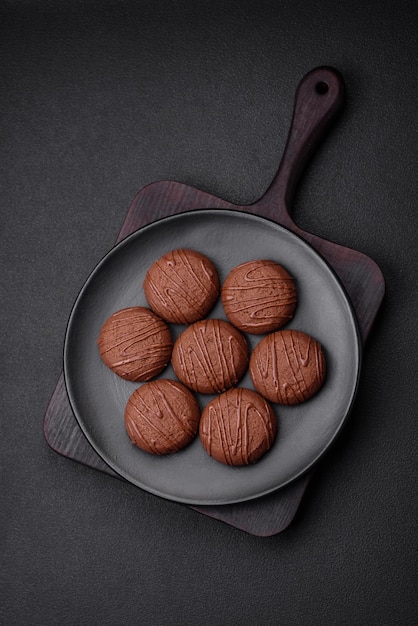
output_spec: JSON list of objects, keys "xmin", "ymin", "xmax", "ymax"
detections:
[{"xmin": 44, "ymin": 67, "xmax": 385, "ymax": 535}]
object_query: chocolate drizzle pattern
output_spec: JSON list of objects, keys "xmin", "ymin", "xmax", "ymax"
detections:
[
  {"xmin": 200, "ymin": 388, "xmax": 277, "ymax": 465},
  {"xmin": 98, "ymin": 306, "xmax": 173, "ymax": 382},
  {"xmin": 144, "ymin": 249, "xmax": 220, "ymax": 324},
  {"xmin": 171, "ymin": 319, "xmax": 249, "ymax": 394},
  {"xmin": 96, "ymin": 249, "xmax": 330, "ymax": 465},
  {"xmin": 125, "ymin": 379, "xmax": 200, "ymax": 454},
  {"xmin": 222, "ymin": 260, "xmax": 297, "ymax": 334},
  {"xmin": 250, "ymin": 329, "xmax": 326, "ymax": 405}
]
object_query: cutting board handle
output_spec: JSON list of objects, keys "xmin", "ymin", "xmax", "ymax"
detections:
[{"xmin": 255, "ymin": 66, "xmax": 345, "ymax": 225}]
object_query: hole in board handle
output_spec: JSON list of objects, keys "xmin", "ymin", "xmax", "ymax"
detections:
[{"xmin": 315, "ymin": 81, "xmax": 329, "ymax": 95}]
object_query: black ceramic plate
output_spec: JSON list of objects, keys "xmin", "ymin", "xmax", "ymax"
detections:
[{"xmin": 64, "ymin": 210, "xmax": 361, "ymax": 505}]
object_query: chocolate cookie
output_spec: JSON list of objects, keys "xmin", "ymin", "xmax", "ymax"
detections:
[
  {"xmin": 221, "ymin": 259, "xmax": 297, "ymax": 334},
  {"xmin": 125, "ymin": 379, "xmax": 200, "ymax": 455},
  {"xmin": 97, "ymin": 306, "xmax": 172, "ymax": 382},
  {"xmin": 199, "ymin": 387, "xmax": 277, "ymax": 465},
  {"xmin": 249, "ymin": 329, "xmax": 326, "ymax": 405},
  {"xmin": 171, "ymin": 318, "xmax": 249, "ymax": 394},
  {"xmin": 143, "ymin": 248, "xmax": 220, "ymax": 324}
]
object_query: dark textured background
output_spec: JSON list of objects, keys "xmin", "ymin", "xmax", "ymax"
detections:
[{"xmin": 1, "ymin": 1, "xmax": 417, "ymax": 624}]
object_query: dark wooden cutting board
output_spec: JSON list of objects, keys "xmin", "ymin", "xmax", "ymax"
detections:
[{"xmin": 44, "ymin": 67, "xmax": 385, "ymax": 535}]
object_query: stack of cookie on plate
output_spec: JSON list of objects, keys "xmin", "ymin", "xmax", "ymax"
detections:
[{"xmin": 97, "ymin": 248, "xmax": 326, "ymax": 466}]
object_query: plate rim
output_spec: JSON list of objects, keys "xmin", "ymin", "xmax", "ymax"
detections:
[{"xmin": 63, "ymin": 208, "xmax": 362, "ymax": 505}]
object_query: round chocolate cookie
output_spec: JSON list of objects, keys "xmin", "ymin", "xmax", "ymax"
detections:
[
  {"xmin": 97, "ymin": 306, "xmax": 172, "ymax": 382},
  {"xmin": 199, "ymin": 387, "xmax": 277, "ymax": 465},
  {"xmin": 221, "ymin": 259, "xmax": 297, "ymax": 334},
  {"xmin": 143, "ymin": 248, "xmax": 220, "ymax": 324},
  {"xmin": 125, "ymin": 379, "xmax": 200, "ymax": 455},
  {"xmin": 249, "ymin": 329, "xmax": 326, "ymax": 405},
  {"xmin": 171, "ymin": 318, "xmax": 249, "ymax": 394}
]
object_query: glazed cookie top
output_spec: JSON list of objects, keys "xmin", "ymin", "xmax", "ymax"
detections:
[
  {"xmin": 97, "ymin": 306, "xmax": 173, "ymax": 382},
  {"xmin": 199, "ymin": 387, "xmax": 277, "ymax": 466},
  {"xmin": 249, "ymin": 329, "xmax": 326, "ymax": 405},
  {"xmin": 221, "ymin": 259, "xmax": 297, "ymax": 334},
  {"xmin": 125, "ymin": 379, "xmax": 200, "ymax": 455},
  {"xmin": 143, "ymin": 248, "xmax": 220, "ymax": 324},
  {"xmin": 171, "ymin": 318, "xmax": 249, "ymax": 394}
]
